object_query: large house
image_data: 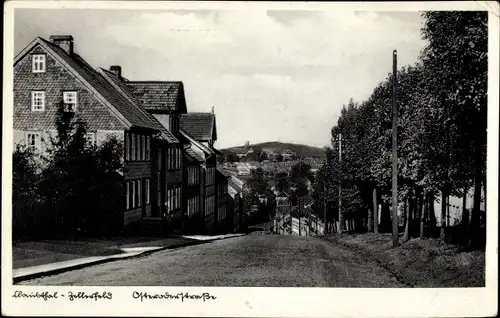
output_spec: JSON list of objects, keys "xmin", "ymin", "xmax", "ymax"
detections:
[
  {"xmin": 180, "ymin": 112, "xmax": 224, "ymax": 232},
  {"xmin": 13, "ymin": 35, "xmax": 163, "ymax": 228},
  {"xmin": 13, "ymin": 34, "xmax": 231, "ymax": 234}
]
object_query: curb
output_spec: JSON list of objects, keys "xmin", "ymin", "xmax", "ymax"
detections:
[{"xmin": 13, "ymin": 234, "xmax": 246, "ymax": 283}]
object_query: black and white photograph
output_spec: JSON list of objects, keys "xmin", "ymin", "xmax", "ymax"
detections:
[{"xmin": 2, "ymin": 1, "xmax": 498, "ymax": 317}]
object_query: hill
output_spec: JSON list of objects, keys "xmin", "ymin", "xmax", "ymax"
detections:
[{"xmin": 222, "ymin": 141, "xmax": 326, "ymax": 158}]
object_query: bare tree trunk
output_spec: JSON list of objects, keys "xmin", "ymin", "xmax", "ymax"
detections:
[
  {"xmin": 440, "ymin": 189, "xmax": 447, "ymax": 240},
  {"xmin": 418, "ymin": 193, "xmax": 426, "ymax": 239},
  {"xmin": 402, "ymin": 197, "xmax": 410, "ymax": 242},
  {"xmin": 368, "ymin": 207, "xmax": 373, "ymax": 232},
  {"xmin": 381, "ymin": 202, "xmax": 391, "ymax": 233},
  {"xmin": 373, "ymin": 188, "xmax": 378, "ymax": 234},
  {"xmin": 428, "ymin": 194, "xmax": 436, "ymax": 227},
  {"xmin": 403, "ymin": 188, "xmax": 413, "ymax": 242},
  {"xmin": 420, "ymin": 192, "xmax": 426, "ymax": 239},
  {"xmin": 403, "ymin": 199, "xmax": 408, "ymax": 231},
  {"xmin": 462, "ymin": 186, "xmax": 469, "ymax": 226}
]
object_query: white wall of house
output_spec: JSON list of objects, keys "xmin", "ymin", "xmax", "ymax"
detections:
[
  {"xmin": 96, "ymin": 130, "xmax": 124, "ymax": 145},
  {"xmin": 14, "ymin": 129, "xmax": 124, "ymax": 157}
]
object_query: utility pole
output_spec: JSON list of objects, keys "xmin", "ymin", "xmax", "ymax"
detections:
[{"xmin": 391, "ymin": 50, "xmax": 399, "ymax": 248}]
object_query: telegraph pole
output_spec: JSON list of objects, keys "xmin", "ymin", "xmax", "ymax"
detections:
[
  {"xmin": 391, "ymin": 50, "xmax": 399, "ymax": 248},
  {"xmin": 338, "ymin": 133, "xmax": 344, "ymax": 233}
]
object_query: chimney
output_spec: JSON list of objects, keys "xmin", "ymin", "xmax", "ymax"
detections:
[
  {"xmin": 49, "ymin": 35, "xmax": 74, "ymax": 55},
  {"xmin": 110, "ymin": 65, "xmax": 122, "ymax": 78}
]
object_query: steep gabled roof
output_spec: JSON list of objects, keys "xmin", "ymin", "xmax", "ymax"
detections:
[
  {"xmin": 180, "ymin": 112, "xmax": 217, "ymax": 142},
  {"xmin": 126, "ymin": 81, "xmax": 186, "ymax": 113},
  {"xmin": 217, "ymin": 168, "xmax": 231, "ymax": 181},
  {"xmin": 179, "ymin": 129, "xmax": 214, "ymax": 156},
  {"xmin": 14, "ymin": 37, "xmax": 160, "ymax": 131},
  {"xmin": 98, "ymin": 68, "xmax": 179, "ymax": 143},
  {"xmin": 184, "ymin": 147, "xmax": 204, "ymax": 163},
  {"xmin": 228, "ymin": 179, "xmax": 243, "ymax": 194}
]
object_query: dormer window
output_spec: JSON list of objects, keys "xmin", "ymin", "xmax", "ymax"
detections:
[
  {"xmin": 32, "ymin": 54, "xmax": 46, "ymax": 73},
  {"xmin": 63, "ymin": 91, "xmax": 78, "ymax": 112}
]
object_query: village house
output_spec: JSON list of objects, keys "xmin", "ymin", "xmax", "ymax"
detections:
[
  {"xmin": 180, "ymin": 112, "xmax": 221, "ymax": 233},
  {"xmin": 227, "ymin": 175, "xmax": 246, "ymax": 231},
  {"xmin": 13, "ymin": 34, "xmax": 234, "ymax": 236},
  {"xmin": 216, "ymin": 168, "xmax": 230, "ymax": 232},
  {"xmin": 99, "ymin": 70, "xmax": 189, "ymax": 232},
  {"xmin": 183, "ymin": 146, "xmax": 204, "ymax": 233},
  {"xmin": 13, "ymin": 35, "xmax": 166, "ymax": 229}
]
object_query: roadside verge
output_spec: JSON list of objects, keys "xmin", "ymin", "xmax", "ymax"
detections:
[
  {"xmin": 13, "ymin": 233, "xmax": 246, "ymax": 283},
  {"xmin": 324, "ymin": 233, "xmax": 485, "ymax": 287}
]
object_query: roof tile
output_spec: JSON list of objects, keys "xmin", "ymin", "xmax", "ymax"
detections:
[
  {"xmin": 180, "ymin": 113, "xmax": 216, "ymax": 142},
  {"xmin": 38, "ymin": 38, "xmax": 160, "ymax": 131},
  {"xmin": 126, "ymin": 82, "xmax": 183, "ymax": 112}
]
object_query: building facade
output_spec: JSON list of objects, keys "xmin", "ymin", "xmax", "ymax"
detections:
[
  {"xmin": 13, "ymin": 35, "xmax": 163, "ymax": 229},
  {"xmin": 14, "ymin": 34, "xmax": 234, "ymax": 235}
]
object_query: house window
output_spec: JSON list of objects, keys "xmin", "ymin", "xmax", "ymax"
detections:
[
  {"xmin": 125, "ymin": 132, "xmax": 129, "ymax": 161},
  {"xmin": 176, "ymin": 186, "xmax": 181, "ymax": 209},
  {"xmin": 126, "ymin": 182, "xmax": 130, "ymax": 210},
  {"xmin": 131, "ymin": 133, "xmax": 136, "ymax": 161},
  {"xmin": 137, "ymin": 180, "xmax": 142, "ymax": 207},
  {"xmin": 84, "ymin": 133, "xmax": 95, "ymax": 147},
  {"xmin": 141, "ymin": 135, "xmax": 146, "ymax": 160},
  {"xmin": 131, "ymin": 181, "xmax": 136, "ymax": 208},
  {"xmin": 63, "ymin": 91, "xmax": 77, "ymax": 112},
  {"xmin": 26, "ymin": 132, "xmax": 41, "ymax": 152},
  {"xmin": 32, "ymin": 54, "xmax": 46, "ymax": 73},
  {"xmin": 31, "ymin": 91, "xmax": 45, "ymax": 111},
  {"xmin": 145, "ymin": 136, "xmax": 150, "ymax": 161},
  {"xmin": 145, "ymin": 178, "xmax": 150, "ymax": 204},
  {"xmin": 166, "ymin": 148, "xmax": 171, "ymax": 170},
  {"xmin": 177, "ymin": 148, "xmax": 181, "ymax": 169}
]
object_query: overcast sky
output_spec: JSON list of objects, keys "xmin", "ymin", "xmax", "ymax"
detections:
[{"xmin": 15, "ymin": 9, "xmax": 426, "ymax": 149}]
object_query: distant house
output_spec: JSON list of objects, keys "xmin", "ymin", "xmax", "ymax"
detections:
[
  {"xmin": 228, "ymin": 175, "xmax": 246, "ymax": 231},
  {"xmin": 216, "ymin": 168, "xmax": 230, "ymax": 232},
  {"xmin": 236, "ymin": 162, "xmax": 251, "ymax": 176},
  {"xmin": 275, "ymin": 191, "xmax": 290, "ymax": 207},
  {"xmin": 281, "ymin": 150, "xmax": 295, "ymax": 161},
  {"xmin": 236, "ymin": 141, "xmax": 255, "ymax": 158}
]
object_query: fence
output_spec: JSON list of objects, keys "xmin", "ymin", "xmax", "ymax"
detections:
[{"xmin": 12, "ymin": 199, "xmax": 62, "ymax": 240}]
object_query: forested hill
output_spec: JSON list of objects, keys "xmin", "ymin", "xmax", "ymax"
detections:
[{"xmin": 223, "ymin": 141, "xmax": 326, "ymax": 158}]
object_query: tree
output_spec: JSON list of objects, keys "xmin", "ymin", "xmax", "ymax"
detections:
[
  {"xmin": 12, "ymin": 145, "xmax": 40, "ymax": 202},
  {"xmin": 38, "ymin": 103, "xmax": 125, "ymax": 235},
  {"xmin": 420, "ymin": 11, "xmax": 487, "ymax": 242},
  {"xmin": 225, "ymin": 151, "xmax": 239, "ymax": 163},
  {"xmin": 275, "ymin": 173, "xmax": 290, "ymax": 193},
  {"xmin": 246, "ymin": 167, "xmax": 268, "ymax": 196}
]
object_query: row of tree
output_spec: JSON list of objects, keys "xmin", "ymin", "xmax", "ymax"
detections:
[
  {"xmin": 313, "ymin": 11, "xmax": 487, "ymax": 246},
  {"xmin": 13, "ymin": 104, "xmax": 125, "ymax": 238}
]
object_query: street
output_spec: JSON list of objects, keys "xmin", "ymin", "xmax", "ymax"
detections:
[{"xmin": 20, "ymin": 234, "xmax": 403, "ymax": 287}]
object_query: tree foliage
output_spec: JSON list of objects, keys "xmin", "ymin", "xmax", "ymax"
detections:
[
  {"xmin": 316, "ymin": 11, "xmax": 487, "ymax": 241},
  {"xmin": 20, "ymin": 103, "xmax": 125, "ymax": 236}
]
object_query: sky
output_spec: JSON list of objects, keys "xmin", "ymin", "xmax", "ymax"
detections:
[{"xmin": 14, "ymin": 8, "xmax": 427, "ymax": 149}]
